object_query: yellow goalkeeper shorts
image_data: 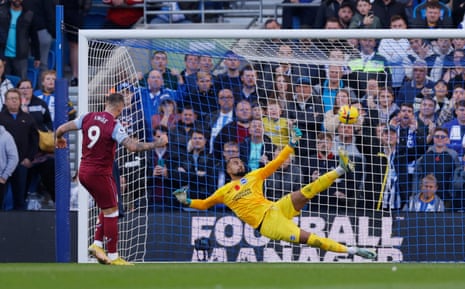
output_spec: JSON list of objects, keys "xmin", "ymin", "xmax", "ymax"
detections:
[{"xmin": 259, "ymin": 194, "xmax": 301, "ymax": 243}]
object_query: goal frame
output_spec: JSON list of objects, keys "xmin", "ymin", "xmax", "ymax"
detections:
[{"xmin": 76, "ymin": 29, "xmax": 465, "ymax": 263}]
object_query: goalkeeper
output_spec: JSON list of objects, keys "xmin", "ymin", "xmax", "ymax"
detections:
[{"xmin": 174, "ymin": 127, "xmax": 376, "ymax": 259}]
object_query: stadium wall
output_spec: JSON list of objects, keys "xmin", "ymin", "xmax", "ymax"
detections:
[{"xmin": 0, "ymin": 211, "xmax": 463, "ymax": 262}]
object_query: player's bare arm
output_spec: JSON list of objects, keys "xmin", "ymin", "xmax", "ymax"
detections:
[
  {"xmin": 55, "ymin": 120, "xmax": 79, "ymax": 148},
  {"xmin": 121, "ymin": 137, "xmax": 158, "ymax": 152}
]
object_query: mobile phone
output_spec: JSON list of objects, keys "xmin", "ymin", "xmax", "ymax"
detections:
[
  {"xmin": 158, "ymin": 159, "xmax": 165, "ymax": 167},
  {"xmin": 368, "ymin": 11, "xmax": 374, "ymax": 17}
]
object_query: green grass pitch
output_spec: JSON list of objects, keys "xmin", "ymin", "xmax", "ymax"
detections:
[{"xmin": 1, "ymin": 263, "xmax": 464, "ymax": 289}]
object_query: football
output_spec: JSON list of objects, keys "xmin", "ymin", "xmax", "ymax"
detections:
[{"xmin": 338, "ymin": 105, "xmax": 359, "ymax": 125}]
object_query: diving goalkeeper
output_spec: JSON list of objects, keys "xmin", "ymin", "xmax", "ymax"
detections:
[{"xmin": 173, "ymin": 127, "xmax": 376, "ymax": 259}]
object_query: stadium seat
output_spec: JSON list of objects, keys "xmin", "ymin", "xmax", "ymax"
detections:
[
  {"xmin": 27, "ymin": 68, "xmax": 39, "ymax": 89},
  {"xmin": 5, "ymin": 74, "xmax": 20, "ymax": 87}
]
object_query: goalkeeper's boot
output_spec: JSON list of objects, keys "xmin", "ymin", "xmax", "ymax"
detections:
[
  {"xmin": 338, "ymin": 147, "xmax": 355, "ymax": 173},
  {"xmin": 355, "ymin": 247, "xmax": 377, "ymax": 260},
  {"xmin": 110, "ymin": 257, "xmax": 134, "ymax": 266},
  {"xmin": 88, "ymin": 244, "xmax": 111, "ymax": 265}
]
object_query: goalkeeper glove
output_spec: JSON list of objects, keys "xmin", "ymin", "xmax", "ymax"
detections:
[
  {"xmin": 173, "ymin": 186, "xmax": 191, "ymax": 206},
  {"xmin": 289, "ymin": 126, "xmax": 303, "ymax": 148}
]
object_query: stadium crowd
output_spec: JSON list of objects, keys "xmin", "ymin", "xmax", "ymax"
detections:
[{"xmin": 1, "ymin": 0, "xmax": 465, "ymax": 213}]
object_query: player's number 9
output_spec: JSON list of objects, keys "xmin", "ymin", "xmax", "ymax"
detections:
[{"xmin": 87, "ymin": 125, "xmax": 100, "ymax": 148}]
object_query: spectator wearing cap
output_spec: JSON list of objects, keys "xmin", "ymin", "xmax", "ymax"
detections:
[
  {"xmin": 413, "ymin": 128, "xmax": 460, "ymax": 210},
  {"xmin": 215, "ymin": 50, "xmax": 242, "ymax": 93},
  {"xmin": 397, "ymin": 60, "xmax": 435, "ymax": 109},
  {"xmin": 287, "ymin": 76, "xmax": 324, "ymax": 157}
]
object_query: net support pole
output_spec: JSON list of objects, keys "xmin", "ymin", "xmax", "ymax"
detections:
[{"xmin": 55, "ymin": 4, "xmax": 71, "ymax": 263}]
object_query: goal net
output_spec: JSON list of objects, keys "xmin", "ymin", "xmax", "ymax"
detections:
[{"xmin": 75, "ymin": 29, "xmax": 465, "ymax": 263}]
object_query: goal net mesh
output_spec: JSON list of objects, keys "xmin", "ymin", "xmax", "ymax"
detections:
[{"xmin": 80, "ymin": 30, "xmax": 465, "ymax": 263}]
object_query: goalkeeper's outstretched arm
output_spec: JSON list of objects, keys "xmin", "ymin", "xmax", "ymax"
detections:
[{"xmin": 173, "ymin": 186, "xmax": 222, "ymax": 210}]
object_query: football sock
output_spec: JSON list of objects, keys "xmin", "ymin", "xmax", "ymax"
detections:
[
  {"xmin": 301, "ymin": 170, "xmax": 339, "ymax": 199},
  {"xmin": 104, "ymin": 215, "xmax": 119, "ymax": 254},
  {"xmin": 94, "ymin": 212, "xmax": 104, "ymax": 243},
  {"xmin": 307, "ymin": 233, "xmax": 348, "ymax": 253}
]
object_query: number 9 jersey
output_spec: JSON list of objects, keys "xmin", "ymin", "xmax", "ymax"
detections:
[{"xmin": 74, "ymin": 111, "xmax": 128, "ymax": 176}]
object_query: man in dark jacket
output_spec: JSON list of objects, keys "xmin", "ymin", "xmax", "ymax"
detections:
[{"xmin": 0, "ymin": 0, "xmax": 40, "ymax": 78}]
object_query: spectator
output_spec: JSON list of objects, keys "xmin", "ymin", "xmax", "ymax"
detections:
[
  {"xmin": 0, "ymin": 59, "xmax": 14, "ymax": 107},
  {"xmin": 173, "ymin": 129, "xmax": 215, "ymax": 200},
  {"xmin": 314, "ymin": 65, "xmax": 354, "ymax": 113},
  {"xmin": 213, "ymin": 99, "xmax": 252, "ymax": 160},
  {"xmin": 140, "ymin": 69, "xmax": 179, "ymax": 138},
  {"xmin": 0, "ymin": 0, "xmax": 40, "ymax": 79},
  {"xmin": 102, "ymin": 0, "xmax": 143, "ymax": 29},
  {"xmin": 412, "ymin": 0, "xmax": 452, "ymax": 25},
  {"xmin": 204, "ymin": 88, "xmax": 235, "ymax": 154},
  {"xmin": 337, "ymin": 1, "xmax": 355, "ymax": 28},
  {"xmin": 324, "ymin": 88, "xmax": 352, "ymax": 134},
  {"xmin": 389, "ymin": 103, "xmax": 429, "ymax": 207},
  {"xmin": 150, "ymin": 125, "xmax": 175, "ymax": 211},
  {"xmin": 168, "ymin": 105, "xmax": 201, "ymax": 154},
  {"xmin": 263, "ymin": 99, "xmax": 291, "ymax": 148},
  {"xmin": 415, "ymin": 96, "xmax": 438, "ymax": 144},
  {"xmin": 183, "ymin": 71, "xmax": 217, "ymax": 120},
  {"xmin": 239, "ymin": 118, "xmax": 274, "ymax": 171},
  {"xmin": 376, "ymin": 86, "xmax": 400, "ymax": 123},
  {"xmin": 413, "ymin": 127, "xmax": 460, "ymax": 209},
  {"xmin": 141, "ymin": 51, "xmax": 183, "ymax": 90},
  {"xmin": 151, "ymin": 98, "xmax": 179, "ymax": 130},
  {"xmin": 34, "ymin": 70, "xmax": 76, "ymax": 122},
  {"xmin": 180, "ymin": 54, "xmax": 199, "ymax": 83},
  {"xmin": 442, "ymin": 99, "xmax": 465, "ymax": 158},
  {"xmin": 379, "ymin": 125, "xmax": 403, "ymax": 210},
  {"xmin": 453, "ymin": 154, "xmax": 465, "ymax": 210},
  {"xmin": 378, "ymin": 15, "xmax": 410, "ymax": 92},
  {"xmin": 425, "ymin": 38, "xmax": 454, "ymax": 82},
  {"xmin": 287, "ymin": 76, "xmax": 325, "ymax": 157},
  {"xmin": 266, "ymin": 146, "xmax": 303, "ymax": 201},
  {"xmin": 397, "ymin": 60, "xmax": 435, "ymax": 109},
  {"xmin": 360, "ymin": 76, "xmax": 379, "ymax": 109},
  {"xmin": 18, "ymin": 79, "xmax": 55, "ymax": 203},
  {"xmin": 0, "ymin": 124, "xmax": 19, "ymax": 210},
  {"xmin": 215, "ymin": 50, "xmax": 242, "ymax": 94},
  {"xmin": 348, "ymin": 38, "xmax": 391, "ymax": 96},
  {"xmin": 23, "ymin": 0, "xmax": 55, "ymax": 73},
  {"xmin": 184, "ymin": 55, "xmax": 215, "ymax": 90},
  {"xmin": 282, "ymin": 0, "xmax": 319, "ymax": 29},
  {"xmin": 272, "ymin": 74, "xmax": 293, "ymax": 115},
  {"xmin": 402, "ymin": 38, "xmax": 435, "ymax": 83},
  {"xmin": 432, "ymin": 79, "xmax": 449, "ymax": 112},
  {"xmin": 411, "ymin": 0, "xmax": 454, "ymax": 28},
  {"xmin": 0, "ymin": 89, "xmax": 38, "ymax": 210},
  {"xmin": 349, "ymin": 0, "xmax": 382, "ymax": 28},
  {"xmin": 372, "ymin": 0, "xmax": 407, "ymax": 28},
  {"xmin": 436, "ymin": 85, "xmax": 465, "ymax": 127},
  {"xmin": 314, "ymin": 0, "xmax": 349, "ymax": 29},
  {"xmin": 442, "ymin": 48, "xmax": 465, "ymax": 92},
  {"xmin": 234, "ymin": 65, "xmax": 259, "ymax": 105},
  {"xmin": 452, "ymin": 0, "xmax": 465, "ymax": 27},
  {"xmin": 263, "ymin": 18, "xmax": 281, "ymax": 29},
  {"xmin": 407, "ymin": 174, "xmax": 445, "ymax": 212}
]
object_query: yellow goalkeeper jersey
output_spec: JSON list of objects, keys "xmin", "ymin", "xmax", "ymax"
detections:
[{"xmin": 190, "ymin": 145, "xmax": 294, "ymax": 229}]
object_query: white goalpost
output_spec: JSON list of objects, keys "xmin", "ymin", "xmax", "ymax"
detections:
[{"xmin": 75, "ymin": 29, "xmax": 465, "ymax": 263}]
